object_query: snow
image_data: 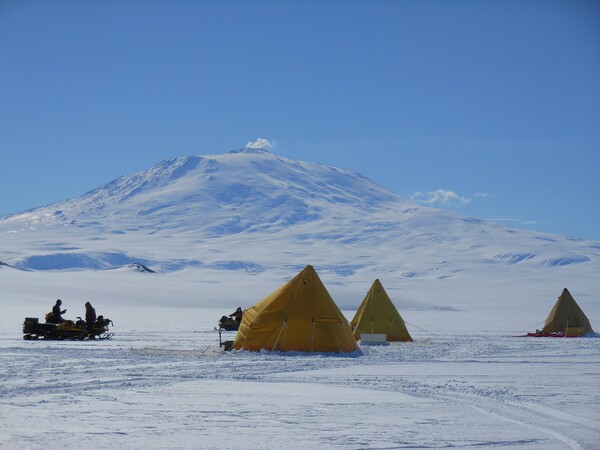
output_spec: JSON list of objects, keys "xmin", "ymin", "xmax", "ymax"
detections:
[
  {"xmin": 1, "ymin": 272, "xmax": 599, "ymax": 449},
  {"xmin": 1, "ymin": 148, "xmax": 599, "ymax": 448}
]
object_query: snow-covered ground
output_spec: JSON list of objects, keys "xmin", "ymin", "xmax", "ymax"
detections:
[{"xmin": 1, "ymin": 270, "xmax": 599, "ymax": 450}]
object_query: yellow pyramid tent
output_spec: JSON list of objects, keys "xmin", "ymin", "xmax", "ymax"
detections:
[
  {"xmin": 541, "ymin": 288, "xmax": 593, "ymax": 336},
  {"xmin": 232, "ymin": 265, "xmax": 358, "ymax": 353},
  {"xmin": 350, "ymin": 279, "xmax": 412, "ymax": 342}
]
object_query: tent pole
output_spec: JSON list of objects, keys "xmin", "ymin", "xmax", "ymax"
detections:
[{"xmin": 272, "ymin": 320, "xmax": 286, "ymax": 351}]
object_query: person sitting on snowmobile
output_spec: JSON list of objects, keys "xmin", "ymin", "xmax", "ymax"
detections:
[
  {"xmin": 49, "ymin": 299, "xmax": 67, "ymax": 324},
  {"xmin": 230, "ymin": 307, "xmax": 243, "ymax": 324},
  {"xmin": 85, "ymin": 301, "xmax": 96, "ymax": 331}
]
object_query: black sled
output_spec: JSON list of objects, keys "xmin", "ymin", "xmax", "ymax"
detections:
[{"xmin": 23, "ymin": 316, "xmax": 114, "ymax": 340}]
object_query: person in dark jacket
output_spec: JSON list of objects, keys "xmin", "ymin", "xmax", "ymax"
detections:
[
  {"xmin": 230, "ymin": 307, "xmax": 243, "ymax": 323},
  {"xmin": 50, "ymin": 299, "xmax": 67, "ymax": 323},
  {"xmin": 85, "ymin": 301, "xmax": 96, "ymax": 331}
]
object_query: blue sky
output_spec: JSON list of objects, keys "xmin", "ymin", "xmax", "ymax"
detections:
[{"xmin": 1, "ymin": 0, "xmax": 599, "ymax": 239}]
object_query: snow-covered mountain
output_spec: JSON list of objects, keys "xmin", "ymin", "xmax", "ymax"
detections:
[{"xmin": 1, "ymin": 147, "xmax": 599, "ymax": 285}]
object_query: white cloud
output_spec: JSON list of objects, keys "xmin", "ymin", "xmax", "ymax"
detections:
[
  {"xmin": 246, "ymin": 138, "xmax": 273, "ymax": 149},
  {"xmin": 411, "ymin": 189, "xmax": 470, "ymax": 206}
]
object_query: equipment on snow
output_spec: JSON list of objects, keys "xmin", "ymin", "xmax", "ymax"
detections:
[
  {"xmin": 214, "ymin": 326, "xmax": 235, "ymax": 351},
  {"xmin": 524, "ymin": 330, "xmax": 587, "ymax": 338},
  {"xmin": 217, "ymin": 307, "xmax": 243, "ymax": 331},
  {"xmin": 23, "ymin": 315, "xmax": 114, "ymax": 340},
  {"xmin": 218, "ymin": 315, "xmax": 240, "ymax": 331}
]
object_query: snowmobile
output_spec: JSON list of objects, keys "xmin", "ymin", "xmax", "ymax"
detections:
[
  {"xmin": 218, "ymin": 307, "xmax": 243, "ymax": 331},
  {"xmin": 218, "ymin": 315, "xmax": 240, "ymax": 331},
  {"xmin": 23, "ymin": 315, "xmax": 114, "ymax": 340}
]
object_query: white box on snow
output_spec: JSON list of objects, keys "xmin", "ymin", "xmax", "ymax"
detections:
[{"xmin": 360, "ymin": 334, "xmax": 388, "ymax": 345}]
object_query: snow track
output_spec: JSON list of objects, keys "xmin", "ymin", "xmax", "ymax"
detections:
[
  {"xmin": 425, "ymin": 391, "xmax": 593, "ymax": 450},
  {"xmin": 260, "ymin": 371, "xmax": 600, "ymax": 449},
  {"xmin": 261, "ymin": 335, "xmax": 600, "ymax": 449},
  {"xmin": 1, "ymin": 328, "xmax": 599, "ymax": 449}
]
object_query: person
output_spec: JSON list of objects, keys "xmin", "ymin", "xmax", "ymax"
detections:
[
  {"xmin": 49, "ymin": 299, "xmax": 67, "ymax": 324},
  {"xmin": 230, "ymin": 307, "xmax": 243, "ymax": 324},
  {"xmin": 85, "ymin": 301, "xmax": 97, "ymax": 331}
]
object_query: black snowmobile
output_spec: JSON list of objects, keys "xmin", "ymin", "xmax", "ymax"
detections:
[
  {"xmin": 218, "ymin": 315, "xmax": 240, "ymax": 331},
  {"xmin": 23, "ymin": 315, "xmax": 114, "ymax": 340},
  {"xmin": 218, "ymin": 307, "xmax": 243, "ymax": 331}
]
